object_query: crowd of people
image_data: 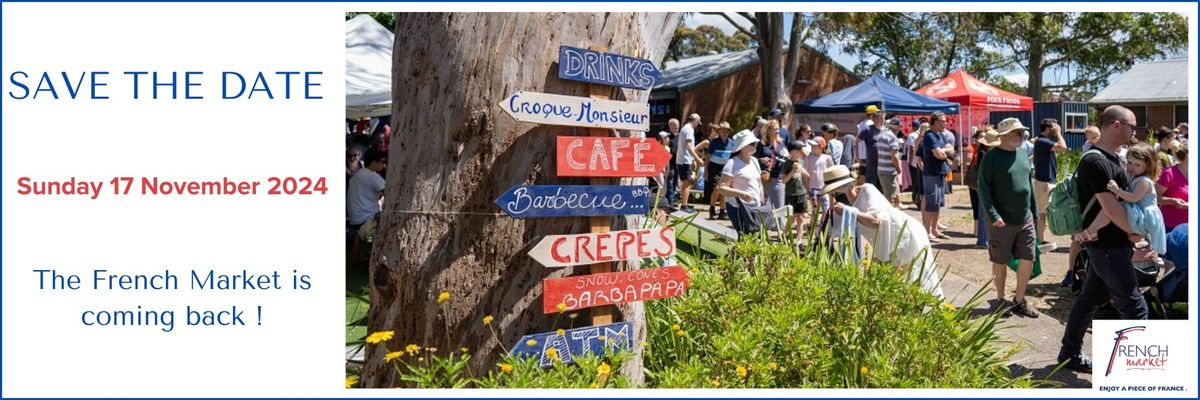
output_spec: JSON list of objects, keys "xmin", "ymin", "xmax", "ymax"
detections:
[
  {"xmin": 346, "ymin": 118, "xmax": 390, "ymax": 256},
  {"xmin": 654, "ymin": 105, "xmax": 1190, "ymax": 374}
]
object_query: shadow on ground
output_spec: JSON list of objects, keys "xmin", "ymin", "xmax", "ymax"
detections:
[{"xmin": 1009, "ymin": 363, "xmax": 1091, "ymax": 389}]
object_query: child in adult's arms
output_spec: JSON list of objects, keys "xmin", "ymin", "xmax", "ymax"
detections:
[{"xmin": 1072, "ymin": 145, "xmax": 1166, "ymax": 262}]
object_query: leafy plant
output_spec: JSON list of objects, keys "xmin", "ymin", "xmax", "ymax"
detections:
[{"xmin": 644, "ymin": 235, "xmax": 1034, "ymax": 388}]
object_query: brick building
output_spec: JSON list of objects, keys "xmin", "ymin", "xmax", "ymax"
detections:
[
  {"xmin": 648, "ymin": 47, "xmax": 861, "ymax": 134},
  {"xmin": 1090, "ymin": 59, "xmax": 1188, "ymax": 138}
]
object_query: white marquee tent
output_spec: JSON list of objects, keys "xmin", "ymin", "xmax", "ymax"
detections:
[{"xmin": 346, "ymin": 14, "xmax": 393, "ymax": 118}]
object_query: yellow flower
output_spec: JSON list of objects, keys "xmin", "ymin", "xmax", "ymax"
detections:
[
  {"xmin": 365, "ymin": 330, "xmax": 394, "ymax": 344},
  {"xmin": 568, "ymin": 313, "xmax": 579, "ymax": 319},
  {"xmin": 460, "ymin": 347, "xmax": 469, "ymax": 353},
  {"xmin": 384, "ymin": 351, "xmax": 403, "ymax": 362},
  {"xmin": 483, "ymin": 315, "xmax": 494, "ymax": 325},
  {"xmin": 546, "ymin": 348, "xmax": 559, "ymax": 360},
  {"xmin": 767, "ymin": 362, "xmax": 778, "ymax": 371},
  {"xmin": 556, "ymin": 303, "xmax": 568, "ymax": 313},
  {"xmin": 418, "ymin": 357, "xmax": 425, "ymax": 363},
  {"xmin": 405, "ymin": 344, "xmax": 420, "ymax": 355},
  {"xmin": 861, "ymin": 258, "xmax": 870, "ymax": 268},
  {"xmin": 860, "ymin": 366, "xmax": 869, "ymax": 375},
  {"xmin": 345, "ymin": 375, "xmax": 359, "ymax": 388},
  {"xmin": 590, "ymin": 383, "xmax": 599, "ymax": 388},
  {"xmin": 526, "ymin": 339, "xmax": 537, "ymax": 346},
  {"xmin": 437, "ymin": 291, "xmax": 451, "ymax": 304},
  {"xmin": 557, "ymin": 329, "xmax": 565, "ymax": 336},
  {"xmin": 597, "ymin": 335, "xmax": 607, "ymax": 341},
  {"xmin": 941, "ymin": 303, "xmax": 958, "ymax": 312},
  {"xmin": 597, "ymin": 362, "xmax": 612, "ymax": 376},
  {"xmin": 711, "ymin": 378, "xmax": 721, "ymax": 387},
  {"xmin": 671, "ymin": 324, "xmax": 681, "ymax": 331},
  {"xmin": 736, "ymin": 365, "xmax": 748, "ymax": 379},
  {"xmin": 500, "ymin": 363, "xmax": 513, "ymax": 373},
  {"xmin": 640, "ymin": 341, "xmax": 648, "ymax": 348},
  {"xmin": 676, "ymin": 329, "xmax": 686, "ymax": 337}
]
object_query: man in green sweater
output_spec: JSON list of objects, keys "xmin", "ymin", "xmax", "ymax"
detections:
[{"xmin": 978, "ymin": 118, "xmax": 1039, "ymax": 318}]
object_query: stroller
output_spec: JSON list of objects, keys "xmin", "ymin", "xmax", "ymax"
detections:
[{"xmin": 1064, "ymin": 249, "xmax": 1188, "ymax": 319}]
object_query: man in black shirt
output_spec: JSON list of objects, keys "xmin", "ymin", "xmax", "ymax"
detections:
[{"xmin": 1057, "ymin": 106, "xmax": 1149, "ymax": 374}]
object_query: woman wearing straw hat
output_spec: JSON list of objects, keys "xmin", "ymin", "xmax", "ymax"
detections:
[
  {"xmin": 823, "ymin": 165, "xmax": 945, "ymax": 298},
  {"xmin": 717, "ymin": 130, "xmax": 766, "ymax": 235},
  {"xmin": 697, "ymin": 121, "xmax": 734, "ymax": 220},
  {"xmin": 967, "ymin": 128, "xmax": 1001, "ymax": 248}
]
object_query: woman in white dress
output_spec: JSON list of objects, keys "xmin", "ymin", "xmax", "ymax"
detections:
[{"xmin": 822, "ymin": 165, "xmax": 944, "ymax": 298}]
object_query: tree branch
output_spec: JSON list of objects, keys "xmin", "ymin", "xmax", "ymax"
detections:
[{"xmin": 698, "ymin": 12, "xmax": 756, "ymax": 39}]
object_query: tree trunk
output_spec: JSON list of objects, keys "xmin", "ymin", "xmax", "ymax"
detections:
[
  {"xmin": 363, "ymin": 12, "xmax": 679, "ymax": 388},
  {"xmin": 755, "ymin": 13, "xmax": 774, "ymax": 108},
  {"xmin": 1025, "ymin": 13, "xmax": 1046, "ymax": 101},
  {"xmin": 780, "ymin": 12, "xmax": 804, "ymax": 119}
]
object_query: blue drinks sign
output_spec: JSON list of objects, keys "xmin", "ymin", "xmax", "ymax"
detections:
[
  {"xmin": 557, "ymin": 46, "xmax": 661, "ymax": 91},
  {"xmin": 494, "ymin": 185, "xmax": 651, "ymax": 218},
  {"xmin": 511, "ymin": 321, "xmax": 633, "ymax": 367}
]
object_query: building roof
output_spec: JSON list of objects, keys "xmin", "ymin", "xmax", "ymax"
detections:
[
  {"xmin": 1089, "ymin": 59, "xmax": 1188, "ymax": 104},
  {"xmin": 655, "ymin": 49, "xmax": 760, "ymax": 92},
  {"xmin": 654, "ymin": 45, "xmax": 858, "ymax": 93}
]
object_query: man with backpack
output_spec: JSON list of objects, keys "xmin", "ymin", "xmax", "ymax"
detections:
[{"xmin": 1056, "ymin": 105, "xmax": 1148, "ymax": 374}]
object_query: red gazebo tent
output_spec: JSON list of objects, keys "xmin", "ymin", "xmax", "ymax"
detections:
[
  {"xmin": 916, "ymin": 69, "xmax": 1034, "ymax": 176},
  {"xmin": 919, "ymin": 69, "xmax": 1034, "ymax": 112}
]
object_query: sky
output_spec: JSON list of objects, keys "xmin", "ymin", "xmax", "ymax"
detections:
[{"xmin": 684, "ymin": 13, "xmax": 1057, "ymax": 89}]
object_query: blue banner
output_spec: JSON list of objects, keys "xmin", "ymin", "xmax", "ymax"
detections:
[
  {"xmin": 511, "ymin": 322, "xmax": 633, "ymax": 367},
  {"xmin": 557, "ymin": 46, "xmax": 661, "ymax": 90},
  {"xmin": 494, "ymin": 185, "xmax": 651, "ymax": 218}
]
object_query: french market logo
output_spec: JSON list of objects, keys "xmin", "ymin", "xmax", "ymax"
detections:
[{"xmin": 1106, "ymin": 326, "xmax": 1169, "ymax": 376}]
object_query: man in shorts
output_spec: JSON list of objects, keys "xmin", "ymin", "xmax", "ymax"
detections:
[
  {"xmin": 876, "ymin": 118, "xmax": 903, "ymax": 206},
  {"xmin": 920, "ymin": 112, "xmax": 954, "ymax": 241},
  {"xmin": 978, "ymin": 118, "xmax": 1039, "ymax": 318}
]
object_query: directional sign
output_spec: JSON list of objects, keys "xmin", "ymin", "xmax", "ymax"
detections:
[
  {"xmin": 494, "ymin": 185, "xmax": 651, "ymax": 218},
  {"xmin": 511, "ymin": 322, "xmax": 633, "ymax": 367},
  {"xmin": 529, "ymin": 226, "xmax": 676, "ymax": 268},
  {"xmin": 499, "ymin": 91, "xmax": 650, "ymax": 131},
  {"xmin": 543, "ymin": 266, "xmax": 689, "ymax": 314},
  {"xmin": 556, "ymin": 136, "xmax": 671, "ymax": 178},
  {"xmin": 557, "ymin": 45, "xmax": 662, "ymax": 90}
]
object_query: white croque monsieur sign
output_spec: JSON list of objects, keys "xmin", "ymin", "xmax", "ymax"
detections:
[{"xmin": 499, "ymin": 91, "xmax": 650, "ymax": 131}]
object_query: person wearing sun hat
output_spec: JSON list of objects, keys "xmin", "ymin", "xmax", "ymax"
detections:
[
  {"xmin": 978, "ymin": 117, "xmax": 1039, "ymax": 319},
  {"xmin": 696, "ymin": 121, "xmax": 735, "ymax": 219},
  {"xmin": 717, "ymin": 130, "xmax": 765, "ymax": 235},
  {"xmin": 966, "ymin": 128, "xmax": 1001, "ymax": 248},
  {"xmin": 822, "ymin": 165, "xmax": 945, "ymax": 297}
]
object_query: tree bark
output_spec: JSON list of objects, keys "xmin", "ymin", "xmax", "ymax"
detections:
[
  {"xmin": 363, "ymin": 12, "xmax": 679, "ymax": 388},
  {"xmin": 1025, "ymin": 13, "xmax": 1046, "ymax": 101},
  {"xmin": 781, "ymin": 12, "xmax": 804, "ymax": 118}
]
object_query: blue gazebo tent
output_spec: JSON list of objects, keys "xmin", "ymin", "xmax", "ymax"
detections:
[{"xmin": 794, "ymin": 74, "xmax": 960, "ymax": 115}]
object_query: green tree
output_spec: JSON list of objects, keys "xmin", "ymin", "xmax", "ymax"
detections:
[
  {"xmin": 664, "ymin": 24, "xmax": 752, "ymax": 64},
  {"xmin": 982, "ymin": 12, "xmax": 1188, "ymax": 100},
  {"xmin": 346, "ymin": 12, "xmax": 395, "ymax": 30},
  {"xmin": 812, "ymin": 13, "xmax": 998, "ymax": 90},
  {"xmin": 698, "ymin": 12, "xmax": 820, "ymax": 115}
]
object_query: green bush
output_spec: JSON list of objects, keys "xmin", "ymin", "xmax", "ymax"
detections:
[
  {"xmin": 1057, "ymin": 150, "xmax": 1083, "ymax": 182},
  {"xmin": 643, "ymin": 236, "xmax": 1033, "ymax": 388},
  {"xmin": 350, "ymin": 234, "xmax": 1034, "ymax": 388}
]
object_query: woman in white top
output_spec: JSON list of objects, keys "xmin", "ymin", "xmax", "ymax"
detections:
[
  {"xmin": 825, "ymin": 166, "xmax": 944, "ymax": 298},
  {"xmin": 718, "ymin": 130, "xmax": 765, "ymax": 235}
]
